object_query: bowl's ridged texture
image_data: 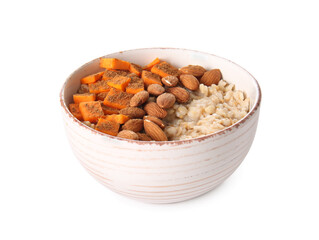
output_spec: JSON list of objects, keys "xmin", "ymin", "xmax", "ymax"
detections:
[
  {"xmin": 60, "ymin": 48, "xmax": 261, "ymax": 203},
  {"xmin": 62, "ymin": 107, "xmax": 259, "ymax": 203}
]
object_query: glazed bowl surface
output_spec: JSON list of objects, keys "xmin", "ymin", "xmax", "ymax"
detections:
[{"xmin": 60, "ymin": 48, "xmax": 261, "ymax": 203}]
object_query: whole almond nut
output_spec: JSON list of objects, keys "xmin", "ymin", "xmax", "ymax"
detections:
[
  {"xmin": 119, "ymin": 107, "xmax": 145, "ymax": 119},
  {"xmin": 200, "ymin": 69, "xmax": 222, "ymax": 86},
  {"xmin": 136, "ymin": 132, "xmax": 152, "ymax": 141},
  {"xmin": 166, "ymin": 87, "xmax": 190, "ymax": 103},
  {"xmin": 130, "ymin": 90, "xmax": 149, "ymax": 107},
  {"xmin": 144, "ymin": 102, "xmax": 167, "ymax": 119},
  {"xmin": 147, "ymin": 84, "xmax": 165, "ymax": 96},
  {"xmin": 144, "ymin": 120, "xmax": 168, "ymax": 141},
  {"xmin": 179, "ymin": 74, "xmax": 200, "ymax": 91},
  {"xmin": 156, "ymin": 93, "xmax": 176, "ymax": 109},
  {"xmin": 122, "ymin": 119, "xmax": 143, "ymax": 132},
  {"xmin": 179, "ymin": 65, "xmax": 206, "ymax": 77},
  {"xmin": 161, "ymin": 75, "xmax": 179, "ymax": 87},
  {"xmin": 143, "ymin": 115, "xmax": 165, "ymax": 129},
  {"xmin": 117, "ymin": 130, "xmax": 139, "ymax": 140}
]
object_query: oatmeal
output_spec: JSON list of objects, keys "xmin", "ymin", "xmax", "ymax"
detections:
[{"xmin": 164, "ymin": 80, "xmax": 250, "ymax": 140}]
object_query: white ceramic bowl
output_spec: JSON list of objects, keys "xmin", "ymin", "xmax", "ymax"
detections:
[{"xmin": 60, "ymin": 48, "xmax": 261, "ymax": 203}]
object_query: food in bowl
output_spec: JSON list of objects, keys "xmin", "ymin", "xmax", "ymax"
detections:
[
  {"xmin": 60, "ymin": 48, "xmax": 261, "ymax": 203},
  {"xmin": 68, "ymin": 57, "xmax": 250, "ymax": 141}
]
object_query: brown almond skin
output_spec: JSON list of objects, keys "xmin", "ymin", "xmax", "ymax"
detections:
[
  {"xmin": 161, "ymin": 75, "xmax": 179, "ymax": 87},
  {"xmin": 130, "ymin": 90, "xmax": 149, "ymax": 107},
  {"xmin": 179, "ymin": 65, "xmax": 206, "ymax": 77},
  {"xmin": 147, "ymin": 84, "xmax": 165, "ymax": 96},
  {"xmin": 166, "ymin": 87, "xmax": 190, "ymax": 103},
  {"xmin": 122, "ymin": 119, "xmax": 143, "ymax": 132},
  {"xmin": 143, "ymin": 115, "xmax": 165, "ymax": 129},
  {"xmin": 117, "ymin": 130, "xmax": 139, "ymax": 140},
  {"xmin": 144, "ymin": 120, "xmax": 168, "ymax": 141},
  {"xmin": 136, "ymin": 132, "xmax": 152, "ymax": 141},
  {"xmin": 144, "ymin": 102, "xmax": 167, "ymax": 119},
  {"xmin": 119, "ymin": 107, "xmax": 145, "ymax": 119},
  {"xmin": 200, "ymin": 69, "xmax": 222, "ymax": 86},
  {"xmin": 179, "ymin": 74, "xmax": 200, "ymax": 91},
  {"xmin": 156, "ymin": 93, "xmax": 176, "ymax": 109}
]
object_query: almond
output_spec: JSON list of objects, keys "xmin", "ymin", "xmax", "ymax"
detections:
[
  {"xmin": 179, "ymin": 74, "xmax": 199, "ymax": 91},
  {"xmin": 144, "ymin": 120, "xmax": 168, "ymax": 141},
  {"xmin": 166, "ymin": 87, "xmax": 190, "ymax": 103},
  {"xmin": 143, "ymin": 115, "xmax": 165, "ymax": 129},
  {"xmin": 200, "ymin": 69, "xmax": 222, "ymax": 86},
  {"xmin": 119, "ymin": 107, "xmax": 145, "ymax": 119},
  {"xmin": 136, "ymin": 132, "xmax": 152, "ymax": 141},
  {"xmin": 179, "ymin": 65, "xmax": 206, "ymax": 77},
  {"xmin": 156, "ymin": 93, "xmax": 176, "ymax": 109},
  {"xmin": 147, "ymin": 84, "xmax": 165, "ymax": 96},
  {"xmin": 122, "ymin": 119, "xmax": 143, "ymax": 132},
  {"xmin": 144, "ymin": 102, "xmax": 167, "ymax": 119},
  {"xmin": 130, "ymin": 90, "xmax": 149, "ymax": 107},
  {"xmin": 161, "ymin": 75, "xmax": 179, "ymax": 87},
  {"xmin": 117, "ymin": 130, "xmax": 139, "ymax": 140}
]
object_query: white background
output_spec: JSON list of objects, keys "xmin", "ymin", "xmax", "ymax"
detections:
[{"xmin": 0, "ymin": 0, "xmax": 318, "ymax": 239}]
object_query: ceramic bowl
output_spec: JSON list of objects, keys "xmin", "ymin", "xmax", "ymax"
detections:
[{"xmin": 60, "ymin": 48, "xmax": 261, "ymax": 203}]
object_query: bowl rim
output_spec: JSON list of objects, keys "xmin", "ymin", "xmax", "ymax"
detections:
[{"xmin": 60, "ymin": 47, "xmax": 261, "ymax": 145}]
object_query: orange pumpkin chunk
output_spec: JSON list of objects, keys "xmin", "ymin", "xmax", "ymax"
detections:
[
  {"xmin": 101, "ymin": 104, "xmax": 119, "ymax": 115},
  {"xmin": 79, "ymin": 101, "xmax": 104, "ymax": 123},
  {"xmin": 80, "ymin": 71, "xmax": 104, "ymax": 84},
  {"xmin": 126, "ymin": 76, "xmax": 144, "ymax": 94},
  {"xmin": 88, "ymin": 80, "xmax": 111, "ymax": 94},
  {"xmin": 78, "ymin": 84, "xmax": 90, "ymax": 94},
  {"xmin": 95, "ymin": 118, "xmax": 120, "ymax": 136},
  {"xmin": 141, "ymin": 70, "xmax": 162, "ymax": 86},
  {"xmin": 107, "ymin": 75, "xmax": 131, "ymax": 91},
  {"xmin": 143, "ymin": 57, "xmax": 161, "ymax": 71},
  {"xmin": 151, "ymin": 61, "xmax": 179, "ymax": 78},
  {"xmin": 103, "ymin": 88, "xmax": 133, "ymax": 109},
  {"xmin": 99, "ymin": 58, "xmax": 130, "ymax": 70},
  {"xmin": 73, "ymin": 93, "xmax": 96, "ymax": 104},
  {"xmin": 69, "ymin": 103, "xmax": 83, "ymax": 120},
  {"xmin": 96, "ymin": 92, "xmax": 108, "ymax": 101},
  {"xmin": 102, "ymin": 114, "xmax": 130, "ymax": 124},
  {"xmin": 129, "ymin": 63, "xmax": 143, "ymax": 76},
  {"xmin": 102, "ymin": 69, "xmax": 128, "ymax": 80}
]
